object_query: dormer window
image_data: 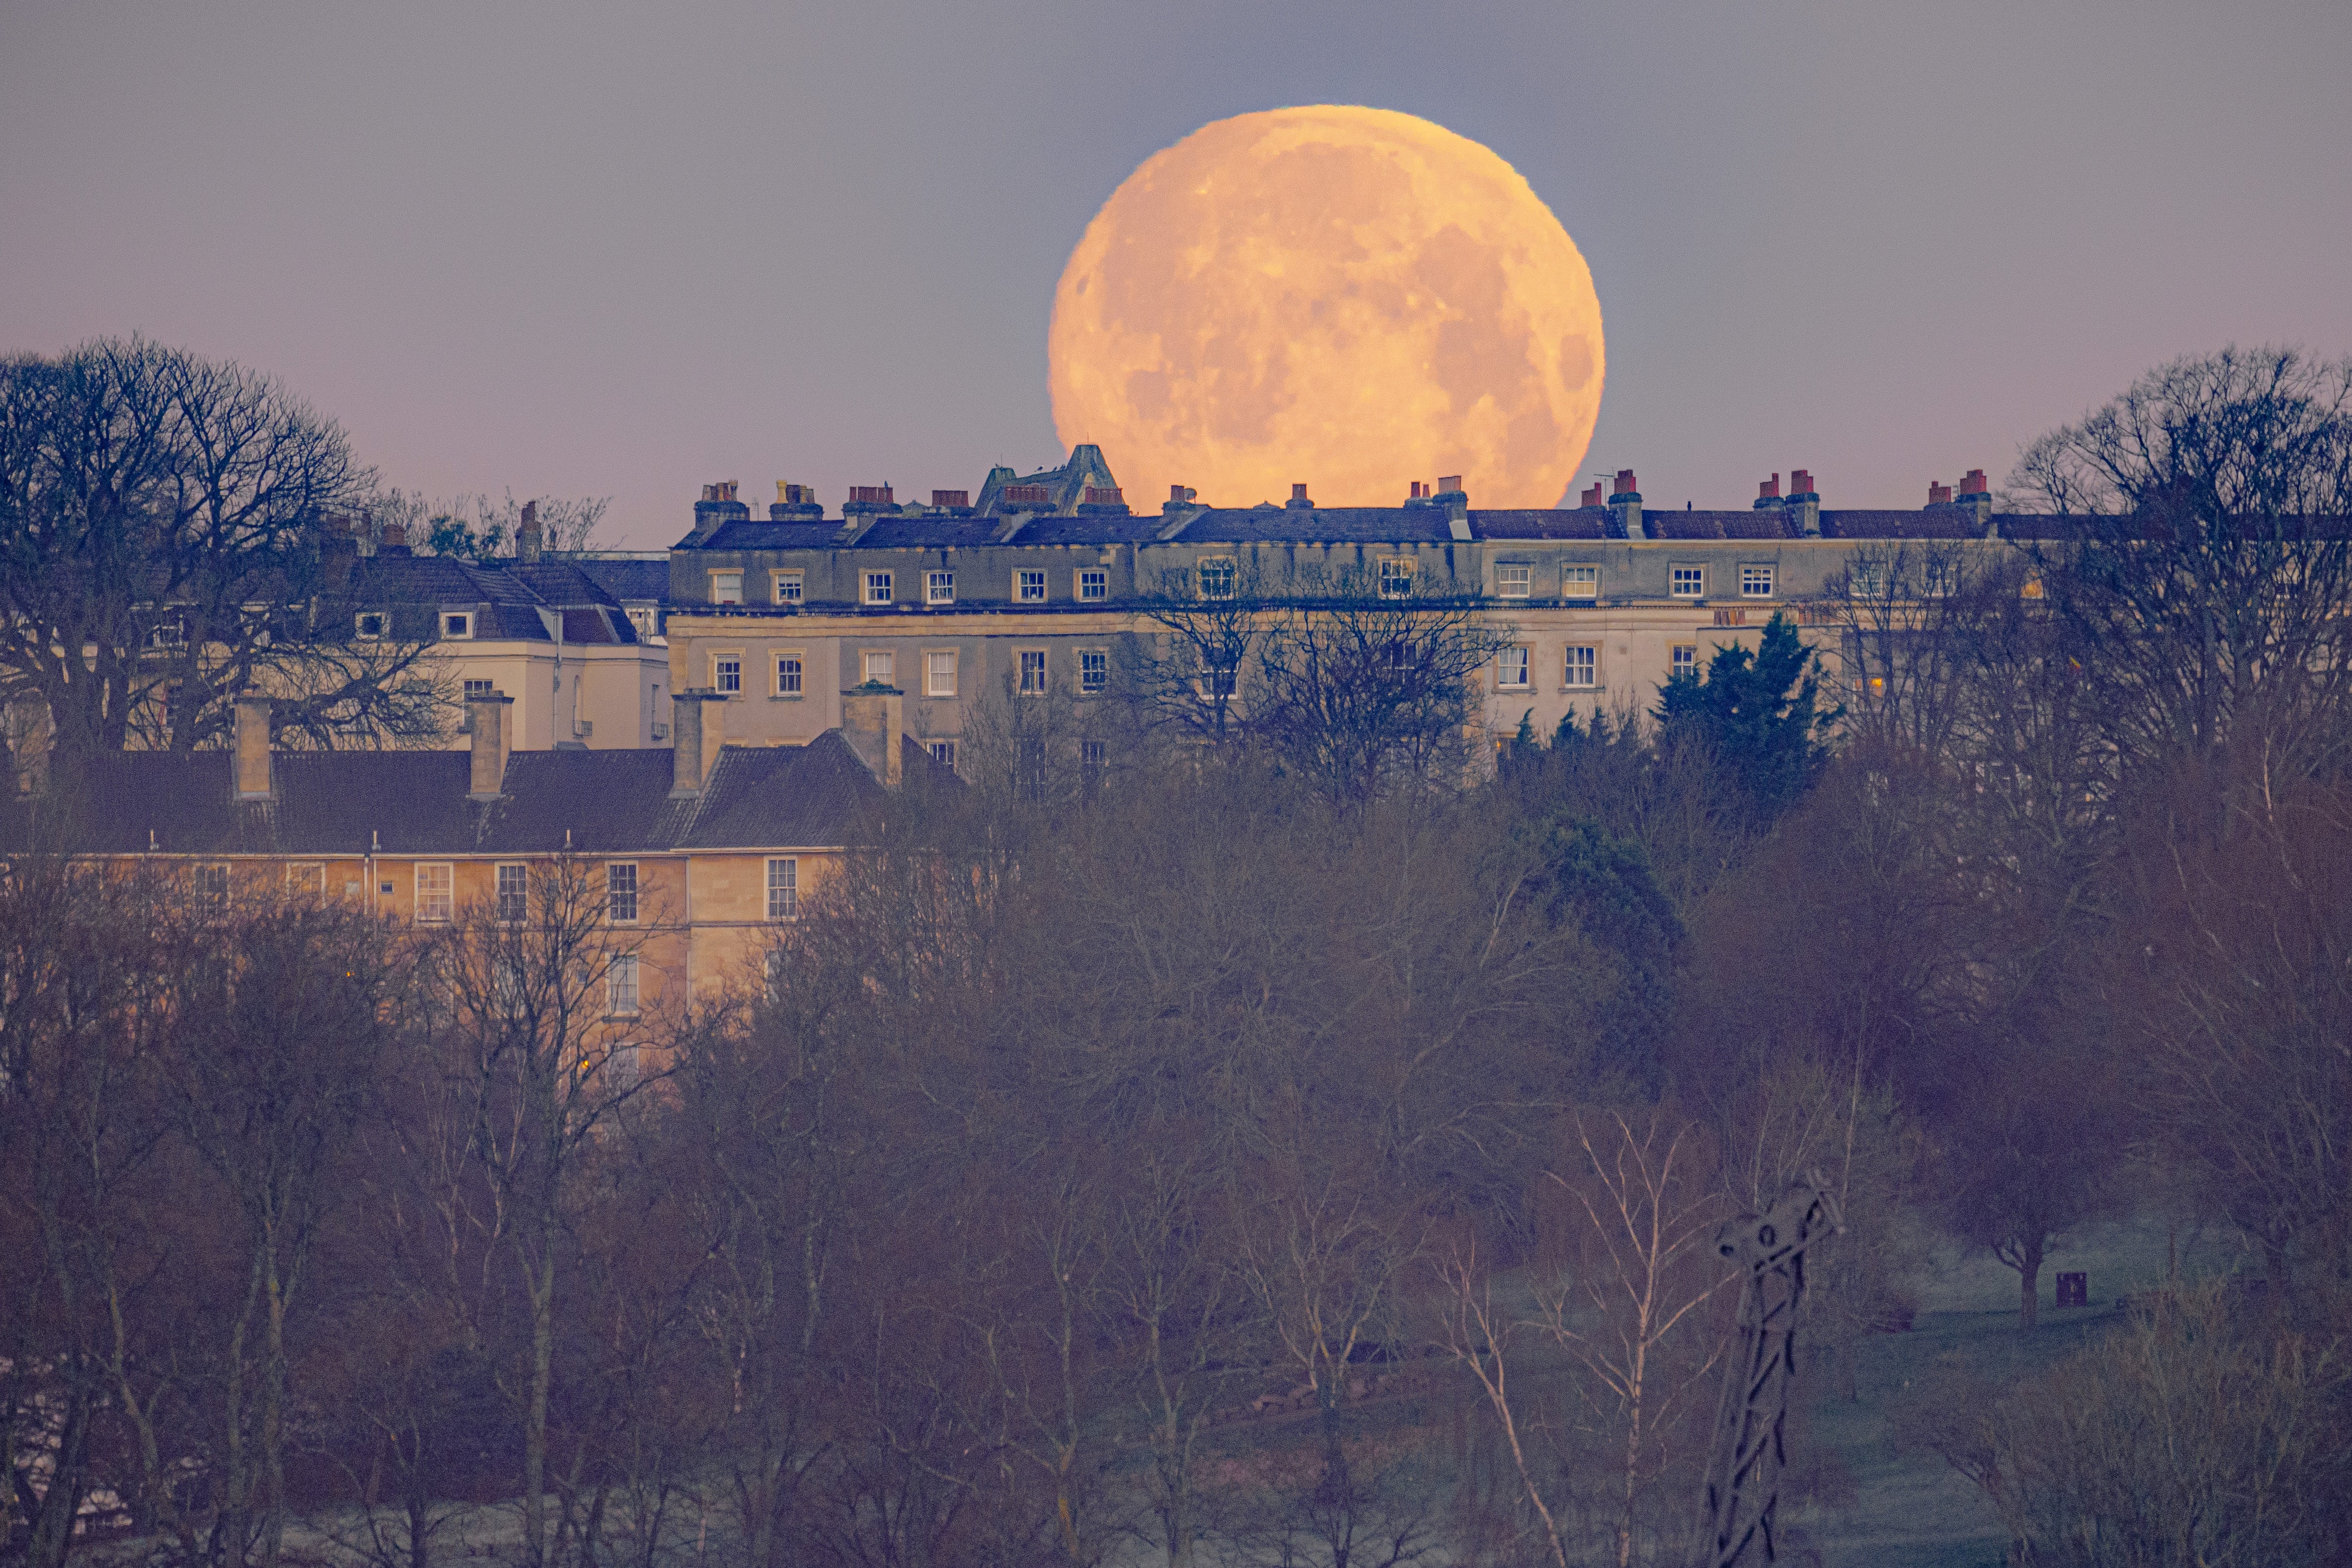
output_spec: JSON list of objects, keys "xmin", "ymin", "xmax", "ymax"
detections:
[
  {"xmin": 442, "ymin": 612, "xmax": 474, "ymax": 640},
  {"xmin": 355, "ymin": 611, "xmax": 386, "ymax": 641}
]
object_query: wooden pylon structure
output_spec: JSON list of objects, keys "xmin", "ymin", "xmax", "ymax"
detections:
[{"xmin": 1697, "ymin": 1175, "xmax": 1842, "ymax": 1567}]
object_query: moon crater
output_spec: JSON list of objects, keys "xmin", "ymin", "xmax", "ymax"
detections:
[{"xmin": 1049, "ymin": 106, "xmax": 1604, "ymax": 509}]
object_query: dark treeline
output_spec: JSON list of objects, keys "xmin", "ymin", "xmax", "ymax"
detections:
[{"xmin": 7, "ymin": 347, "xmax": 2352, "ymax": 1568}]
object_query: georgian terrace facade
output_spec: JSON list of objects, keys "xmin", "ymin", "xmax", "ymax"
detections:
[{"xmin": 660, "ymin": 468, "xmax": 2013, "ymax": 768}]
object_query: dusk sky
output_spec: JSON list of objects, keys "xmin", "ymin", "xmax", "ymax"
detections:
[{"xmin": 5, "ymin": 0, "xmax": 2348, "ymax": 547}]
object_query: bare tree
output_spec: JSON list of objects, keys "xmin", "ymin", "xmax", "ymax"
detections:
[
  {"xmin": 428, "ymin": 858, "xmax": 667, "ymax": 1568},
  {"xmin": 158, "ymin": 896, "xmax": 411, "ymax": 1568},
  {"xmin": 0, "ymin": 338, "xmax": 449, "ymax": 768},
  {"xmin": 2011, "ymin": 346, "xmax": 2352, "ymax": 782}
]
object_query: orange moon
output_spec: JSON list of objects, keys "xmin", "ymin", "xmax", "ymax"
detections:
[{"xmin": 1048, "ymin": 105, "xmax": 1604, "ymax": 510}]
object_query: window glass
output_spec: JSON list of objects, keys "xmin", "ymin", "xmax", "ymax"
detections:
[
  {"xmin": 1082, "ymin": 740, "xmax": 1107, "ymax": 769},
  {"xmin": 194, "ymin": 863, "xmax": 230, "ymax": 905},
  {"xmin": 776, "ymin": 655, "xmax": 802, "ymax": 695},
  {"xmin": 1498, "ymin": 647, "xmax": 1529, "ymax": 688},
  {"xmin": 355, "ymin": 611, "xmax": 386, "ymax": 639},
  {"xmin": 714, "ymin": 656, "xmax": 742, "ymax": 693},
  {"xmin": 442, "ymin": 613, "xmax": 472, "ymax": 638},
  {"xmin": 1017, "ymin": 570, "xmax": 1047, "ymax": 602},
  {"xmin": 416, "ymin": 863, "xmax": 453, "ymax": 923},
  {"xmin": 1671, "ymin": 644, "xmax": 1697, "ymax": 677},
  {"xmin": 1019, "ymin": 650, "xmax": 1047, "ymax": 694},
  {"xmin": 1496, "ymin": 564, "xmax": 1532, "ymax": 598},
  {"xmin": 926, "ymin": 739, "xmax": 958, "ymax": 770},
  {"xmin": 766, "ymin": 857, "xmax": 798, "ymax": 920},
  {"xmin": 1852, "ymin": 563, "xmax": 1885, "ymax": 598},
  {"xmin": 496, "ymin": 863, "xmax": 527, "ymax": 923},
  {"xmin": 1563, "ymin": 565, "xmax": 1599, "ymax": 599},
  {"xmin": 927, "ymin": 571, "xmax": 955, "ymax": 604},
  {"xmin": 926, "ymin": 650, "xmax": 957, "ymax": 696},
  {"xmin": 1741, "ymin": 564, "xmax": 1775, "ymax": 598},
  {"xmin": 1078, "ymin": 569, "xmax": 1107, "ymax": 601},
  {"xmin": 607, "ymin": 954, "xmax": 640, "ymax": 1015},
  {"xmin": 1198, "ymin": 558, "xmax": 1236, "ymax": 599},
  {"xmin": 865, "ymin": 572, "xmax": 893, "ymax": 604},
  {"xmin": 863, "ymin": 650, "xmax": 895, "ymax": 686},
  {"xmin": 1378, "ymin": 558, "xmax": 1415, "ymax": 598},
  {"xmin": 1565, "ymin": 646, "xmax": 1597, "ymax": 688},
  {"xmin": 607, "ymin": 862, "xmax": 639, "ymax": 923},
  {"xmin": 773, "ymin": 571, "xmax": 802, "ymax": 605},
  {"xmin": 711, "ymin": 572, "xmax": 743, "ymax": 605},
  {"xmin": 1079, "ymin": 650, "xmax": 1107, "ymax": 693},
  {"xmin": 286, "ymin": 863, "xmax": 326, "ymax": 897},
  {"xmin": 1671, "ymin": 566, "xmax": 1705, "ymax": 599}
]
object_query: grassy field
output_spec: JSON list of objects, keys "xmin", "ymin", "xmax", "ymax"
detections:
[{"xmin": 1791, "ymin": 1212, "xmax": 2250, "ymax": 1568}]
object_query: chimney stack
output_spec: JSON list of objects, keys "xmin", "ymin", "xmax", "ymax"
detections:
[
  {"xmin": 1928, "ymin": 481, "xmax": 1954, "ymax": 507},
  {"xmin": 518, "ymin": 500, "xmax": 542, "ymax": 562},
  {"xmin": 1609, "ymin": 471, "xmax": 1645, "ymax": 541},
  {"xmin": 1958, "ymin": 468, "xmax": 1993, "ymax": 529},
  {"xmin": 931, "ymin": 489, "xmax": 970, "ymax": 509},
  {"xmin": 380, "ymin": 516, "xmax": 411, "ymax": 555},
  {"xmin": 234, "ymin": 693, "xmax": 274, "ymax": 801},
  {"xmin": 692, "ymin": 482, "xmax": 750, "ymax": 542},
  {"xmin": 1579, "ymin": 483, "xmax": 1604, "ymax": 508},
  {"xmin": 1756, "ymin": 473, "xmax": 1782, "ymax": 505},
  {"xmin": 669, "ymin": 689, "xmax": 728, "ymax": 798},
  {"xmin": 1787, "ymin": 469, "xmax": 1822, "ymax": 537},
  {"xmin": 1286, "ymin": 482, "xmax": 1314, "ymax": 510},
  {"xmin": 466, "ymin": 687, "xmax": 512, "ymax": 800},
  {"xmin": 318, "ymin": 511, "xmax": 359, "ymax": 592},
  {"xmin": 840, "ymin": 681, "xmax": 905, "ymax": 787}
]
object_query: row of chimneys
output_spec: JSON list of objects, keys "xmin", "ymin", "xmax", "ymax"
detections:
[{"xmin": 314, "ymin": 500, "xmax": 545, "ymax": 562}]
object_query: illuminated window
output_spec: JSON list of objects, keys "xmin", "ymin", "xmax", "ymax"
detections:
[
  {"xmin": 1079, "ymin": 650, "xmax": 1107, "ymax": 693},
  {"xmin": 766, "ymin": 858, "xmax": 798, "ymax": 921},
  {"xmin": 713, "ymin": 656, "xmax": 741, "ymax": 694},
  {"xmin": 607, "ymin": 863, "xmax": 638, "ymax": 923},
  {"xmin": 496, "ymin": 863, "xmax": 527, "ymax": 923},
  {"xmin": 864, "ymin": 572, "xmax": 893, "ymax": 605},
  {"xmin": 1498, "ymin": 647, "xmax": 1529, "ymax": 689},
  {"xmin": 1496, "ymin": 564, "xmax": 1532, "ymax": 598},
  {"xmin": 862, "ymin": 650, "xmax": 894, "ymax": 686},
  {"xmin": 927, "ymin": 571, "xmax": 954, "ymax": 604},
  {"xmin": 1565, "ymin": 646, "xmax": 1597, "ymax": 688},
  {"xmin": 1078, "ymin": 569, "xmax": 1107, "ymax": 601},
  {"xmin": 710, "ymin": 571, "xmax": 742, "ymax": 606},
  {"xmin": 607, "ymin": 954, "xmax": 640, "ymax": 1015},
  {"xmin": 1017, "ymin": 570, "xmax": 1047, "ymax": 602},
  {"xmin": 772, "ymin": 571, "xmax": 802, "ymax": 605},
  {"xmin": 1671, "ymin": 645, "xmax": 1697, "ymax": 677},
  {"xmin": 1741, "ymin": 565, "xmax": 1774, "ymax": 598},
  {"xmin": 1564, "ymin": 565, "xmax": 1599, "ymax": 599},
  {"xmin": 1378, "ymin": 558, "xmax": 1415, "ymax": 598},
  {"xmin": 775, "ymin": 655, "xmax": 802, "ymax": 695},
  {"xmin": 926, "ymin": 650, "xmax": 957, "ymax": 696},
  {"xmin": 1671, "ymin": 566, "xmax": 1705, "ymax": 599},
  {"xmin": 415, "ymin": 863, "xmax": 453, "ymax": 923},
  {"xmin": 1198, "ymin": 558, "xmax": 1236, "ymax": 600},
  {"xmin": 1019, "ymin": 650, "xmax": 1047, "ymax": 695}
]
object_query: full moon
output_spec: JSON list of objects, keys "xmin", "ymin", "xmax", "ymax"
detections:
[{"xmin": 1048, "ymin": 105, "xmax": 1604, "ymax": 510}]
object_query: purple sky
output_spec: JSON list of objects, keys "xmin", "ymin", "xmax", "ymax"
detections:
[{"xmin": 5, "ymin": 1, "xmax": 2348, "ymax": 546}]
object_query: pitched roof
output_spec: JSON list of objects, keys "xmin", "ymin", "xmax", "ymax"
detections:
[
  {"xmin": 6, "ymin": 734, "xmax": 885, "ymax": 858},
  {"xmin": 342, "ymin": 553, "xmax": 642, "ymax": 643}
]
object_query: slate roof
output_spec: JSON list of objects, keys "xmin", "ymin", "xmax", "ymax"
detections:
[
  {"xmin": 344, "ymin": 552, "xmax": 643, "ymax": 644},
  {"xmin": 567, "ymin": 557, "xmax": 672, "ymax": 604},
  {"xmin": 6, "ymin": 733, "xmax": 887, "ymax": 857}
]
